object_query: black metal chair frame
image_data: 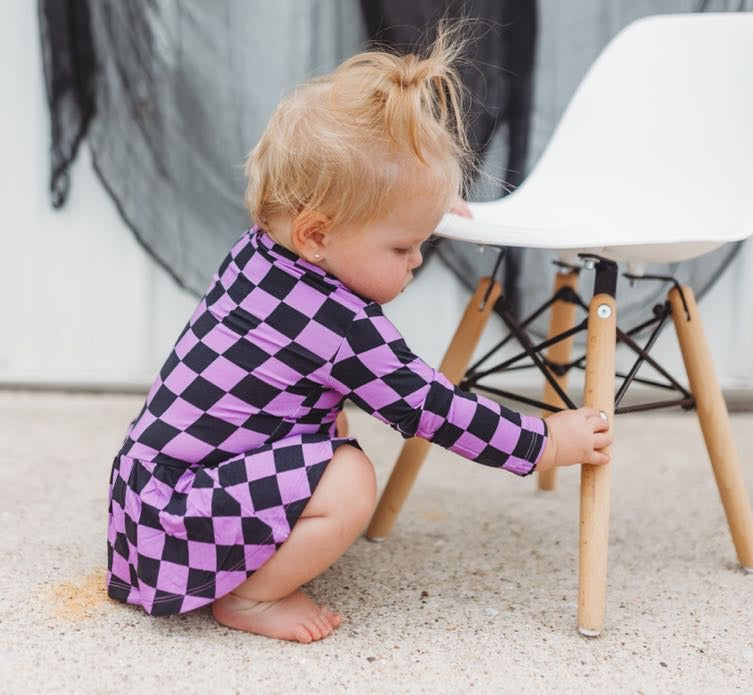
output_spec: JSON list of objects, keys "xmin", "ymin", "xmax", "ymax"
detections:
[{"xmin": 462, "ymin": 251, "xmax": 696, "ymax": 416}]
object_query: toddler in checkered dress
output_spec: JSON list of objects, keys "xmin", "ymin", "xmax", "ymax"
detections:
[{"xmin": 107, "ymin": 24, "xmax": 612, "ymax": 643}]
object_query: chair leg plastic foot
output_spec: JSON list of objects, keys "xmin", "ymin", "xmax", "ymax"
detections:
[{"xmin": 578, "ymin": 627, "xmax": 601, "ymax": 638}]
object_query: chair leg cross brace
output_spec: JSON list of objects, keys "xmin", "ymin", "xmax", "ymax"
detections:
[{"xmin": 366, "ymin": 264, "xmax": 753, "ymax": 636}]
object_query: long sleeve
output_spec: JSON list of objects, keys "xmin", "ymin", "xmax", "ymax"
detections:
[{"xmin": 329, "ymin": 303, "xmax": 548, "ymax": 476}]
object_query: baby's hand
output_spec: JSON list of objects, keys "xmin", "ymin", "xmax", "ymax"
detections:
[
  {"xmin": 449, "ymin": 197, "xmax": 473, "ymax": 219},
  {"xmin": 537, "ymin": 407, "xmax": 612, "ymax": 471}
]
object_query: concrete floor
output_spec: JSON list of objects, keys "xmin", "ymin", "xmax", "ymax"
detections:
[{"xmin": 1, "ymin": 390, "xmax": 752, "ymax": 694}]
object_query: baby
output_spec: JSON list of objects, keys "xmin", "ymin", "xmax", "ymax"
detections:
[{"xmin": 106, "ymin": 26, "xmax": 611, "ymax": 643}]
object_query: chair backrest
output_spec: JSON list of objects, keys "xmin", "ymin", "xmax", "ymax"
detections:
[{"xmin": 501, "ymin": 13, "xmax": 753, "ymax": 245}]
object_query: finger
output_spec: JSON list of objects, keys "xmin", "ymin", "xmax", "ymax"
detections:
[
  {"xmin": 587, "ymin": 411, "xmax": 610, "ymax": 430},
  {"xmin": 593, "ymin": 432, "xmax": 613, "ymax": 449},
  {"xmin": 587, "ymin": 451, "xmax": 611, "ymax": 466},
  {"xmin": 450, "ymin": 202, "xmax": 473, "ymax": 219}
]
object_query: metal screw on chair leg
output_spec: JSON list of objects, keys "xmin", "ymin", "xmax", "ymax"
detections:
[{"xmin": 597, "ymin": 304, "xmax": 612, "ymax": 319}]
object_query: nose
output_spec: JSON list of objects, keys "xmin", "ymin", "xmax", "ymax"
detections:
[{"xmin": 410, "ymin": 248, "xmax": 423, "ymax": 270}]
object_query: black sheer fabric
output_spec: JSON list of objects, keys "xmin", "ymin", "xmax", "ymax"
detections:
[
  {"xmin": 360, "ymin": 0, "xmax": 536, "ymax": 188},
  {"xmin": 38, "ymin": 0, "xmax": 747, "ymax": 343},
  {"xmin": 38, "ymin": 0, "xmax": 365, "ymax": 294},
  {"xmin": 360, "ymin": 0, "xmax": 746, "ymax": 336},
  {"xmin": 38, "ymin": 0, "xmax": 96, "ymax": 208},
  {"xmin": 360, "ymin": 0, "xmax": 536, "ymax": 313}
]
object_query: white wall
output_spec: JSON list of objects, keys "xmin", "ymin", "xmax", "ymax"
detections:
[
  {"xmin": 0, "ymin": 2, "xmax": 194, "ymax": 387},
  {"xmin": 2, "ymin": 0, "xmax": 752, "ymax": 397}
]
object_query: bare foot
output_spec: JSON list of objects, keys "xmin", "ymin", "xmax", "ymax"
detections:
[{"xmin": 211, "ymin": 588, "xmax": 343, "ymax": 643}]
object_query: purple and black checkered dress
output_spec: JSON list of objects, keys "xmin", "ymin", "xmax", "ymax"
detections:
[{"xmin": 107, "ymin": 227, "xmax": 548, "ymax": 615}]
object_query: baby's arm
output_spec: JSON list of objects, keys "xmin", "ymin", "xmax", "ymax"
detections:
[{"xmin": 329, "ymin": 304, "xmax": 547, "ymax": 475}]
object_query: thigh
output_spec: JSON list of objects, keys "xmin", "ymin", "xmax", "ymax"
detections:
[{"xmin": 300, "ymin": 444, "xmax": 376, "ymax": 520}]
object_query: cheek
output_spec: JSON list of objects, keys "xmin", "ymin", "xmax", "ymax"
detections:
[
  {"xmin": 393, "ymin": 257, "xmax": 410, "ymax": 279},
  {"xmin": 372, "ymin": 258, "xmax": 409, "ymax": 302}
]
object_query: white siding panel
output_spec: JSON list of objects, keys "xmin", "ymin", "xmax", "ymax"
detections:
[{"xmin": 1, "ymin": 1, "xmax": 751, "ymax": 395}]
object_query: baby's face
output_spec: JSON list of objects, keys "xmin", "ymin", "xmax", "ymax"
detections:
[{"xmin": 322, "ymin": 193, "xmax": 447, "ymax": 304}]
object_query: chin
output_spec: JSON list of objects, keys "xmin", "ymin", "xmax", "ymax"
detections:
[
  {"xmin": 359, "ymin": 282, "xmax": 405, "ymax": 305},
  {"xmin": 374, "ymin": 289, "xmax": 401, "ymax": 304}
]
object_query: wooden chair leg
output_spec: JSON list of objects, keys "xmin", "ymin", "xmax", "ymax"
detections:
[
  {"xmin": 538, "ymin": 269, "xmax": 580, "ymax": 491},
  {"xmin": 365, "ymin": 277, "xmax": 502, "ymax": 541},
  {"xmin": 335, "ymin": 410, "xmax": 349, "ymax": 437},
  {"xmin": 578, "ymin": 293, "xmax": 616, "ymax": 636},
  {"xmin": 669, "ymin": 285, "xmax": 753, "ymax": 571}
]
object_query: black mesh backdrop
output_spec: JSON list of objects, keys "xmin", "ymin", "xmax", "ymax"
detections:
[
  {"xmin": 428, "ymin": 0, "xmax": 748, "ymax": 341},
  {"xmin": 39, "ymin": 0, "xmax": 749, "ymax": 343},
  {"xmin": 38, "ymin": 0, "xmax": 96, "ymax": 208},
  {"xmin": 360, "ymin": 0, "xmax": 537, "ymax": 316},
  {"xmin": 497, "ymin": 0, "xmax": 749, "ymax": 341},
  {"xmin": 39, "ymin": 0, "xmax": 366, "ymax": 294}
]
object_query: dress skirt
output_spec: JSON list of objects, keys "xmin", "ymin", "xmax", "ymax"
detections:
[{"xmin": 106, "ymin": 434, "xmax": 356, "ymax": 616}]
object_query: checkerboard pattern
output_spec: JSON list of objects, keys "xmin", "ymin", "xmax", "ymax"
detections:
[
  {"xmin": 330, "ymin": 302, "xmax": 548, "ymax": 475},
  {"xmin": 107, "ymin": 227, "xmax": 547, "ymax": 615},
  {"xmin": 107, "ymin": 435, "xmax": 348, "ymax": 615}
]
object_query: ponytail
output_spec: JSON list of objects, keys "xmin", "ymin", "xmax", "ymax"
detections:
[
  {"xmin": 246, "ymin": 20, "xmax": 473, "ymax": 231},
  {"xmin": 333, "ymin": 20, "xmax": 471, "ymax": 166}
]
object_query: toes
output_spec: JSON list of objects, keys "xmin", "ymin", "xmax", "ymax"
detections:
[
  {"xmin": 313, "ymin": 613, "xmax": 331, "ymax": 637},
  {"xmin": 322, "ymin": 605, "xmax": 343, "ymax": 628},
  {"xmin": 293, "ymin": 624, "xmax": 313, "ymax": 644},
  {"xmin": 305, "ymin": 618, "xmax": 323, "ymax": 641}
]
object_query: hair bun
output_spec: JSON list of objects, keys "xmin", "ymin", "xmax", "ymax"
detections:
[
  {"xmin": 390, "ymin": 54, "xmax": 431, "ymax": 89},
  {"xmin": 245, "ymin": 19, "xmax": 473, "ymax": 233}
]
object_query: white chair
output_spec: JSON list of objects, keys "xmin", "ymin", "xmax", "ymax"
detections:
[{"xmin": 366, "ymin": 13, "xmax": 753, "ymax": 636}]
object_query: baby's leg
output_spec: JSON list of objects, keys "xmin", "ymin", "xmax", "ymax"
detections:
[{"xmin": 212, "ymin": 444, "xmax": 376, "ymax": 643}]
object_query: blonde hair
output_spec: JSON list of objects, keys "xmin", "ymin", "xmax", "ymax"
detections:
[{"xmin": 245, "ymin": 22, "xmax": 473, "ymax": 231}]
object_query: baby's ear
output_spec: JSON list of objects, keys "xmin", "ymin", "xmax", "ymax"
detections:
[{"xmin": 291, "ymin": 209, "xmax": 332, "ymax": 260}]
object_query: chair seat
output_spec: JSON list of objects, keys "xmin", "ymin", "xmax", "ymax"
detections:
[
  {"xmin": 435, "ymin": 13, "xmax": 753, "ymax": 266},
  {"xmin": 436, "ymin": 203, "xmax": 749, "ymax": 264}
]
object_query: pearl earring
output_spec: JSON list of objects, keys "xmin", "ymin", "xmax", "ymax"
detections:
[{"xmin": 314, "ymin": 253, "xmax": 321, "ymax": 260}]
